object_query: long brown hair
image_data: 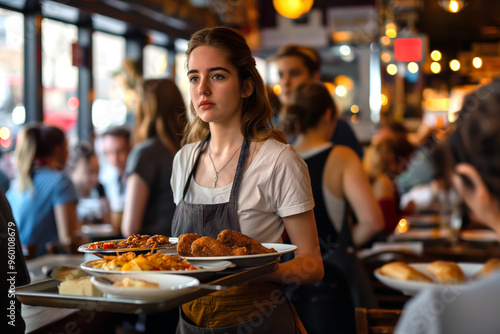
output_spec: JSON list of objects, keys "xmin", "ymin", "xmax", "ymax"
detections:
[
  {"xmin": 14, "ymin": 123, "xmax": 66, "ymax": 192},
  {"xmin": 134, "ymin": 78, "xmax": 187, "ymax": 154},
  {"xmin": 182, "ymin": 26, "xmax": 286, "ymax": 145}
]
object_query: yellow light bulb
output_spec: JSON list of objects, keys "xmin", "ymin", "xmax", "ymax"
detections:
[
  {"xmin": 430, "ymin": 62, "xmax": 441, "ymax": 74},
  {"xmin": 430, "ymin": 50, "xmax": 442, "ymax": 61},
  {"xmin": 450, "ymin": 59, "xmax": 460, "ymax": 71},
  {"xmin": 387, "ymin": 64, "xmax": 398, "ymax": 75},
  {"xmin": 472, "ymin": 57, "xmax": 482, "ymax": 69}
]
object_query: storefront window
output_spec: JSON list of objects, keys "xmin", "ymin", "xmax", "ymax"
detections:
[
  {"xmin": 92, "ymin": 31, "xmax": 127, "ymax": 130},
  {"xmin": 0, "ymin": 8, "xmax": 23, "ymax": 154},
  {"xmin": 41, "ymin": 18, "xmax": 78, "ymax": 135},
  {"xmin": 144, "ymin": 44, "xmax": 168, "ymax": 79}
]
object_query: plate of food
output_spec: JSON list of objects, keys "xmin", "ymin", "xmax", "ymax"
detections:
[
  {"xmin": 374, "ymin": 261, "xmax": 486, "ymax": 295},
  {"xmin": 90, "ymin": 273, "xmax": 200, "ymax": 301},
  {"xmin": 78, "ymin": 234, "xmax": 177, "ymax": 254},
  {"xmin": 173, "ymin": 230, "xmax": 297, "ymax": 267},
  {"xmin": 80, "ymin": 252, "xmax": 232, "ymax": 280},
  {"xmin": 460, "ymin": 230, "xmax": 499, "ymax": 243}
]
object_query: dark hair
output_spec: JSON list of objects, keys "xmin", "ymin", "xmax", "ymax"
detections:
[
  {"xmin": 65, "ymin": 142, "xmax": 95, "ymax": 174},
  {"xmin": 270, "ymin": 44, "xmax": 321, "ymax": 75},
  {"xmin": 135, "ymin": 78, "xmax": 187, "ymax": 154},
  {"xmin": 449, "ymin": 81, "xmax": 500, "ymax": 199},
  {"xmin": 281, "ymin": 82, "xmax": 336, "ymax": 135},
  {"xmin": 102, "ymin": 126, "xmax": 131, "ymax": 143},
  {"xmin": 183, "ymin": 26, "xmax": 285, "ymax": 145},
  {"xmin": 14, "ymin": 123, "xmax": 66, "ymax": 192}
]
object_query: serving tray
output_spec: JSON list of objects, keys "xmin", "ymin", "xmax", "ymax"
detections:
[{"xmin": 14, "ymin": 259, "xmax": 278, "ymax": 314}]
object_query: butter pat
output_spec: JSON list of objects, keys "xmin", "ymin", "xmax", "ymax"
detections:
[{"xmin": 59, "ymin": 277, "xmax": 103, "ymax": 297}]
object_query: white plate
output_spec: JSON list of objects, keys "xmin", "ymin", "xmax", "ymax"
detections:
[
  {"xmin": 374, "ymin": 263, "xmax": 483, "ymax": 296},
  {"xmin": 460, "ymin": 230, "xmax": 499, "ymax": 243},
  {"xmin": 394, "ymin": 228, "xmax": 451, "ymax": 241},
  {"xmin": 178, "ymin": 243, "xmax": 297, "ymax": 267},
  {"xmin": 77, "ymin": 237, "xmax": 178, "ymax": 254},
  {"xmin": 80, "ymin": 259, "xmax": 233, "ymax": 279},
  {"xmin": 91, "ymin": 273, "xmax": 199, "ymax": 301}
]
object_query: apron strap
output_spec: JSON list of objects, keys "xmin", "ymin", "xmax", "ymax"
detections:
[
  {"xmin": 229, "ymin": 138, "xmax": 251, "ymax": 202},
  {"xmin": 182, "ymin": 133, "xmax": 211, "ymax": 200}
]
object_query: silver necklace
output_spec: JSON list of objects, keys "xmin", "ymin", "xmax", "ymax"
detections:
[{"xmin": 208, "ymin": 143, "xmax": 243, "ymax": 188}]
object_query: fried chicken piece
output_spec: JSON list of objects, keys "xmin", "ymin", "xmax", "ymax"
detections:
[
  {"xmin": 191, "ymin": 237, "xmax": 232, "ymax": 257},
  {"xmin": 229, "ymin": 246, "xmax": 250, "ymax": 256},
  {"xmin": 217, "ymin": 229, "xmax": 277, "ymax": 254},
  {"xmin": 177, "ymin": 233, "xmax": 201, "ymax": 256}
]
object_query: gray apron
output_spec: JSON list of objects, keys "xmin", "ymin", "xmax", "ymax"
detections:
[{"xmin": 171, "ymin": 134, "xmax": 301, "ymax": 334}]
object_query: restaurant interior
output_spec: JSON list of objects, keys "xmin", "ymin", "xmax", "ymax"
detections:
[{"xmin": 1, "ymin": 0, "xmax": 500, "ymax": 333}]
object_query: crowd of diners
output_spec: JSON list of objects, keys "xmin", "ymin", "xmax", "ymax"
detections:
[{"xmin": 2, "ymin": 26, "xmax": 500, "ymax": 334}]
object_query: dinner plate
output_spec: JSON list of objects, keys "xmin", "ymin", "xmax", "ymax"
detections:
[
  {"xmin": 460, "ymin": 230, "xmax": 499, "ymax": 243},
  {"xmin": 80, "ymin": 259, "xmax": 233, "ymax": 280},
  {"xmin": 90, "ymin": 273, "xmax": 199, "ymax": 301},
  {"xmin": 393, "ymin": 228, "xmax": 451, "ymax": 241},
  {"xmin": 77, "ymin": 237, "xmax": 178, "ymax": 254},
  {"xmin": 374, "ymin": 263, "xmax": 483, "ymax": 296},
  {"xmin": 178, "ymin": 243, "xmax": 298, "ymax": 267}
]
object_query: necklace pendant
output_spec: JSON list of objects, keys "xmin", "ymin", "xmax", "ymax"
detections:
[{"xmin": 213, "ymin": 174, "xmax": 218, "ymax": 188}]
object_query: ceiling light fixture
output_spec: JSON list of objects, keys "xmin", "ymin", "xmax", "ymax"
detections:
[
  {"xmin": 438, "ymin": 0, "xmax": 467, "ymax": 13},
  {"xmin": 273, "ymin": 0, "xmax": 314, "ymax": 19}
]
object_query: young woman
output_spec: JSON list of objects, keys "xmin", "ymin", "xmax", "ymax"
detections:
[
  {"xmin": 395, "ymin": 81, "xmax": 500, "ymax": 334},
  {"xmin": 6, "ymin": 123, "xmax": 80, "ymax": 257},
  {"xmin": 281, "ymin": 82, "xmax": 383, "ymax": 333},
  {"xmin": 170, "ymin": 27, "xmax": 323, "ymax": 333},
  {"xmin": 121, "ymin": 78, "xmax": 187, "ymax": 237}
]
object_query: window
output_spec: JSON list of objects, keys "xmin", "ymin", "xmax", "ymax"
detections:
[
  {"xmin": 144, "ymin": 44, "xmax": 168, "ymax": 79},
  {"xmin": 41, "ymin": 18, "xmax": 78, "ymax": 135},
  {"xmin": 92, "ymin": 31, "xmax": 127, "ymax": 130},
  {"xmin": 0, "ymin": 8, "xmax": 23, "ymax": 153}
]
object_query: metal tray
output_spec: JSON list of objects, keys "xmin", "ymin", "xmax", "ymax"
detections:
[{"xmin": 14, "ymin": 259, "xmax": 278, "ymax": 314}]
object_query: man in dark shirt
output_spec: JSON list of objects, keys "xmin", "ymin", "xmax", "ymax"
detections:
[{"xmin": 270, "ymin": 44, "xmax": 364, "ymax": 158}]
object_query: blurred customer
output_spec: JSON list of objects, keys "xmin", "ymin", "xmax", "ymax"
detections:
[
  {"xmin": 395, "ymin": 81, "xmax": 500, "ymax": 334},
  {"xmin": 282, "ymin": 82, "xmax": 383, "ymax": 334},
  {"xmin": 271, "ymin": 44, "xmax": 364, "ymax": 158},
  {"xmin": 100, "ymin": 126, "xmax": 131, "ymax": 232},
  {"xmin": 66, "ymin": 142, "xmax": 111, "ymax": 226},
  {"xmin": 121, "ymin": 78, "xmax": 187, "ymax": 237},
  {"xmin": 6, "ymin": 124, "xmax": 80, "ymax": 257},
  {"xmin": 364, "ymin": 136, "xmax": 414, "ymax": 235}
]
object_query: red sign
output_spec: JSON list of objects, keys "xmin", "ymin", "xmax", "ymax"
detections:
[{"xmin": 394, "ymin": 37, "xmax": 423, "ymax": 62}]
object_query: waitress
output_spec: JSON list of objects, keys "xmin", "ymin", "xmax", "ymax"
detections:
[{"xmin": 170, "ymin": 27, "xmax": 324, "ymax": 333}]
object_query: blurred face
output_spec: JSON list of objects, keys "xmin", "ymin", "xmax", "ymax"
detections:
[
  {"xmin": 102, "ymin": 135, "xmax": 130, "ymax": 174},
  {"xmin": 188, "ymin": 46, "xmax": 248, "ymax": 125},
  {"xmin": 276, "ymin": 55, "xmax": 316, "ymax": 105},
  {"xmin": 72, "ymin": 155, "xmax": 100, "ymax": 193}
]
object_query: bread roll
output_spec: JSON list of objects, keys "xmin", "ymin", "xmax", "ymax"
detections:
[
  {"xmin": 58, "ymin": 277, "xmax": 103, "ymax": 297},
  {"xmin": 379, "ymin": 261, "xmax": 432, "ymax": 282},
  {"xmin": 427, "ymin": 261, "xmax": 465, "ymax": 284},
  {"xmin": 475, "ymin": 258, "xmax": 500, "ymax": 279},
  {"xmin": 51, "ymin": 266, "xmax": 88, "ymax": 282}
]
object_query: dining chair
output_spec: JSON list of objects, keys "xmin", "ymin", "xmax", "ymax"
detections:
[{"xmin": 355, "ymin": 307, "xmax": 403, "ymax": 334}]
